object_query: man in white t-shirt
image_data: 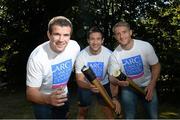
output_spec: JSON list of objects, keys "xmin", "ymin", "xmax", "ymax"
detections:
[
  {"xmin": 26, "ymin": 16, "xmax": 80, "ymax": 119},
  {"xmin": 75, "ymin": 27, "xmax": 120, "ymax": 119},
  {"xmin": 108, "ymin": 21, "xmax": 161, "ymax": 119}
]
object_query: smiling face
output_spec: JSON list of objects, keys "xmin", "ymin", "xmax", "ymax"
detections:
[
  {"xmin": 47, "ymin": 25, "xmax": 71, "ymax": 53},
  {"xmin": 88, "ymin": 32, "xmax": 104, "ymax": 55},
  {"xmin": 114, "ymin": 26, "xmax": 133, "ymax": 50}
]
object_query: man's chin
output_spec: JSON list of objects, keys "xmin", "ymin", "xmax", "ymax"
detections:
[
  {"xmin": 92, "ymin": 47, "xmax": 100, "ymax": 51},
  {"xmin": 55, "ymin": 48, "xmax": 65, "ymax": 53}
]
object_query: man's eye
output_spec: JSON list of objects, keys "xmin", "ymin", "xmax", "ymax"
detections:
[{"xmin": 64, "ymin": 34, "xmax": 70, "ymax": 36}]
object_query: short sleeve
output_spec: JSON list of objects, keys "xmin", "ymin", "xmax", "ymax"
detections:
[
  {"xmin": 146, "ymin": 43, "xmax": 159, "ymax": 65},
  {"xmin": 75, "ymin": 54, "xmax": 84, "ymax": 74},
  {"xmin": 108, "ymin": 54, "xmax": 121, "ymax": 75},
  {"xmin": 26, "ymin": 58, "xmax": 43, "ymax": 87}
]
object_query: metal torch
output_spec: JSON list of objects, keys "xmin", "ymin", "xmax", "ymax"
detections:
[
  {"xmin": 112, "ymin": 69, "xmax": 146, "ymax": 96},
  {"xmin": 81, "ymin": 65, "xmax": 115, "ymax": 110}
]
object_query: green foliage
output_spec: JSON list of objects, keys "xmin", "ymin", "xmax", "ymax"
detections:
[{"xmin": 138, "ymin": 2, "xmax": 180, "ymax": 80}]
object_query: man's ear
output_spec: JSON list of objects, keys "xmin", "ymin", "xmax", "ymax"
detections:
[
  {"xmin": 130, "ymin": 30, "xmax": 133, "ymax": 36},
  {"xmin": 102, "ymin": 38, "xmax": 104, "ymax": 44},
  {"xmin": 87, "ymin": 39, "xmax": 90, "ymax": 44},
  {"xmin": 47, "ymin": 31, "xmax": 50, "ymax": 39}
]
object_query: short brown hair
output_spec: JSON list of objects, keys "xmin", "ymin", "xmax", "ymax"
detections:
[
  {"xmin": 112, "ymin": 21, "xmax": 130, "ymax": 33},
  {"xmin": 87, "ymin": 26, "xmax": 104, "ymax": 39},
  {"xmin": 48, "ymin": 16, "xmax": 73, "ymax": 34}
]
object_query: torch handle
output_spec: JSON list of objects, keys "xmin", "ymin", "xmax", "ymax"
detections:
[
  {"xmin": 113, "ymin": 70, "xmax": 146, "ymax": 96},
  {"xmin": 92, "ymin": 79, "xmax": 115, "ymax": 110},
  {"xmin": 81, "ymin": 66, "xmax": 116, "ymax": 110},
  {"xmin": 126, "ymin": 79, "xmax": 146, "ymax": 96}
]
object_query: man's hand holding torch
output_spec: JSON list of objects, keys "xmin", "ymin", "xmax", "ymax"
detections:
[
  {"xmin": 81, "ymin": 65, "xmax": 121, "ymax": 115},
  {"xmin": 112, "ymin": 69, "xmax": 146, "ymax": 96}
]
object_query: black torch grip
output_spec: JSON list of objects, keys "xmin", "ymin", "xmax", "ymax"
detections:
[
  {"xmin": 81, "ymin": 66, "xmax": 96, "ymax": 83},
  {"xmin": 116, "ymin": 72, "xmax": 127, "ymax": 81},
  {"xmin": 113, "ymin": 70, "xmax": 146, "ymax": 96}
]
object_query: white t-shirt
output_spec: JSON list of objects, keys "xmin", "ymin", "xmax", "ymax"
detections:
[
  {"xmin": 26, "ymin": 40, "xmax": 80, "ymax": 94},
  {"xmin": 75, "ymin": 46, "xmax": 112, "ymax": 85},
  {"xmin": 108, "ymin": 39, "xmax": 159, "ymax": 87}
]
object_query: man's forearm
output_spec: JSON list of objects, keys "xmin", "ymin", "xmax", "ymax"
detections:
[
  {"xmin": 76, "ymin": 73, "xmax": 92, "ymax": 89},
  {"xmin": 110, "ymin": 83, "xmax": 119, "ymax": 99},
  {"xmin": 150, "ymin": 63, "xmax": 161, "ymax": 86},
  {"xmin": 26, "ymin": 87, "xmax": 50, "ymax": 105},
  {"xmin": 76, "ymin": 79, "xmax": 91, "ymax": 89},
  {"xmin": 109, "ymin": 75, "xmax": 120, "ymax": 85}
]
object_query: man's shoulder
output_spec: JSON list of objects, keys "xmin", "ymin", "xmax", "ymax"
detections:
[
  {"xmin": 134, "ymin": 39, "xmax": 150, "ymax": 46},
  {"xmin": 66, "ymin": 40, "xmax": 80, "ymax": 54},
  {"xmin": 102, "ymin": 46, "xmax": 112, "ymax": 53},
  {"xmin": 78, "ymin": 46, "xmax": 89, "ymax": 56},
  {"xmin": 69, "ymin": 40, "xmax": 79, "ymax": 46},
  {"xmin": 29, "ymin": 41, "xmax": 48, "ymax": 58},
  {"xmin": 112, "ymin": 45, "xmax": 122, "ymax": 53}
]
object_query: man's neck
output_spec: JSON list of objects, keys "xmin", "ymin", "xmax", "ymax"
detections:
[
  {"xmin": 89, "ymin": 47, "xmax": 102, "ymax": 55},
  {"xmin": 121, "ymin": 39, "xmax": 134, "ymax": 50}
]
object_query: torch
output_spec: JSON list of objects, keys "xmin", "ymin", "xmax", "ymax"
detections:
[
  {"xmin": 81, "ymin": 65, "xmax": 115, "ymax": 110},
  {"xmin": 112, "ymin": 70, "xmax": 146, "ymax": 96}
]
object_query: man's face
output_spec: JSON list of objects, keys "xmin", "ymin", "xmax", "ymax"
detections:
[
  {"xmin": 48, "ymin": 25, "xmax": 71, "ymax": 53},
  {"xmin": 88, "ymin": 32, "xmax": 103, "ymax": 54},
  {"xmin": 114, "ymin": 26, "xmax": 132, "ymax": 48}
]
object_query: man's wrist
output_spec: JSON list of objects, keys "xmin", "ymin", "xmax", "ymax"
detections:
[
  {"xmin": 42, "ymin": 94, "xmax": 50, "ymax": 105},
  {"xmin": 112, "ymin": 95, "xmax": 118, "ymax": 100}
]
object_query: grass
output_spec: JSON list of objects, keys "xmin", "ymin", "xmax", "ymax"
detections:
[
  {"xmin": 0, "ymin": 89, "xmax": 34, "ymax": 119},
  {"xmin": 0, "ymin": 86, "xmax": 180, "ymax": 119}
]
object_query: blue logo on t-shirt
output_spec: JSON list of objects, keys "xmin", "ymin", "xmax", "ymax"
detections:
[
  {"xmin": 122, "ymin": 55, "xmax": 144, "ymax": 79},
  {"xmin": 51, "ymin": 59, "xmax": 72, "ymax": 88},
  {"xmin": 88, "ymin": 62, "xmax": 104, "ymax": 80}
]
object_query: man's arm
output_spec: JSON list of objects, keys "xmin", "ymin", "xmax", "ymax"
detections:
[
  {"xmin": 110, "ymin": 81, "xmax": 119, "ymax": 99},
  {"xmin": 26, "ymin": 86, "xmax": 68, "ymax": 106},
  {"xmin": 145, "ymin": 63, "xmax": 161, "ymax": 101},
  {"xmin": 109, "ymin": 75, "xmax": 119, "ymax": 85},
  {"xmin": 110, "ymin": 77, "xmax": 121, "ymax": 114},
  {"xmin": 150, "ymin": 63, "xmax": 161, "ymax": 86},
  {"xmin": 75, "ymin": 73, "xmax": 90, "ymax": 89},
  {"xmin": 109, "ymin": 75, "xmax": 129, "ymax": 87},
  {"xmin": 75, "ymin": 73, "xmax": 99, "ymax": 93}
]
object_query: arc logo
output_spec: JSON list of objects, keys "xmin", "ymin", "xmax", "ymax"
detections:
[
  {"xmin": 122, "ymin": 55, "xmax": 144, "ymax": 79},
  {"xmin": 51, "ymin": 59, "xmax": 72, "ymax": 88},
  {"xmin": 88, "ymin": 62, "xmax": 104, "ymax": 80}
]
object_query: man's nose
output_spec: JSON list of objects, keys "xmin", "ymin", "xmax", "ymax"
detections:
[
  {"xmin": 119, "ymin": 34, "xmax": 123, "ymax": 39},
  {"xmin": 58, "ymin": 35, "xmax": 64, "ymax": 41}
]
